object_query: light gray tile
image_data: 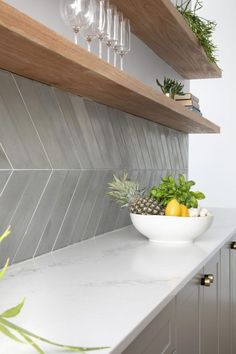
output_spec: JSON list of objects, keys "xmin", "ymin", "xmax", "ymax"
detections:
[
  {"xmin": 108, "ymin": 108, "xmax": 131, "ymax": 169},
  {"xmin": 0, "ymin": 71, "xmax": 50, "ymax": 169},
  {"xmin": 53, "ymin": 170, "xmax": 95, "ymax": 250},
  {"xmin": 0, "ymin": 171, "xmax": 30, "ymax": 230},
  {"xmin": 153, "ymin": 124, "xmax": 166, "ymax": 170},
  {"xmin": 35, "ymin": 171, "xmax": 81, "ymax": 257},
  {"xmin": 53, "ymin": 89, "xmax": 93, "ymax": 169},
  {"xmin": 159, "ymin": 126, "xmax": 172, "ymax": 170},
  {"xmin": 132, "ymin": 115, "xmax": 153, "ymax": 169},
  {"xmin": 124, "ymin": 114, "xmax": 144, "ymax": 169},
  {"xmin": 13, "ymin": 171, "xmax": 70, "ymax": 263},
  {"xmin": 14, "ymin": 75, "xmax": 80, "ymax": 169},
  {"xmin": 69, "ymin": 94, "xmax": 104, "ymax": 169},
  {"xmin": 0, "ymin": 171, "xmax": 12, "ymax": 195},
  {"xmin": 85, "ymin": 100, "xmax": 123, "ymax": 169},
  {"xmin": 0, "ymin": 171, "xmax": 51, "ymax": 266},
  {"xmin": 142, "ymin": 120, "xmax": 161, "ymax": 170},
  {"xmin": 0, "ymin": 144, "xmax": 12, "ymax": 169},
  {"xmin": 0, "ymin": 171, "xmax": 33, "ymax": 267},
  {"xmin": 82, "ymin": 170, "xmax": 112, "ymax": 241},
  {"xmin": 69, "ymin": 170, "xmax": 106, "ymax": 244}
]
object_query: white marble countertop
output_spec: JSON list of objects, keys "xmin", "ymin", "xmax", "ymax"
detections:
[{"xmin": 1, "ymin": 208, "xmax": 236, "ymax": 354}]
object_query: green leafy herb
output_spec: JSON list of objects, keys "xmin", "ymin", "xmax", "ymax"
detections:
[
  {"xmin": 0, "ymin": 228, "xmax": 109, "ymax": 353},
  {"xmin": 176, "ymin": 0, "xmax": 217, "ymax": 63},
  {"xmin": 149, "ymin": 174, "xmax": 205, "ymax": 208},
  {"xmin": 156, "ymin": 77, "xmax": 184, "ymax": 98}
]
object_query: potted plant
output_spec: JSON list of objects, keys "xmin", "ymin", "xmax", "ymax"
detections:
[{"xmin": 156, "ymin": 77, "xmax": 184, "ymax": 99}]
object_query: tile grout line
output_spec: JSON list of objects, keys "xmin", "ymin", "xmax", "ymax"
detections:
[
  {"xmin": 33, "ymin": 171, "xmax": 69, "ymax": 258},
  {"xmin": 12, "ymin": 170, "xmax": 53, "ymax": 264},
  {"xmin": 51, "ymin": 172, "xmax": 82, "ymax": 252},
  {"xmin": 12, "ymin": 74, "xmax": 53, "ymax": 170},
  {"xmin": 0, "ymin": 142, "xmax": 14, "ymax": 170},
  {"xmin": 52, "ymin": 87, "xmax": 83, "ymax": 169},
  {"xmin": 0, "ymin": 170, "xmax": 13, "ymax": 199}
]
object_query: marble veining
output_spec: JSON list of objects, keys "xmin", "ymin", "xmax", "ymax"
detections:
[{"xmin": 1, "ymin": 208, "xmax": 236, "ymax": 354}]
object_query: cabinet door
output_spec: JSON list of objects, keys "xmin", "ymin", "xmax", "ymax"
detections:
[
  {"xmin": 176, "ymin": 270, "xmax": 202, "ymax": 354},
  {"xmin": 230, "ymin": 236, "xmax": 236, "ymax": 353},
  {"xmin": 220, "ymin": 242, "xmax": 231, "ymax": 354},
  {"xmin": 122, "ymin": 300, "xmax": 176, "ymax": 354},
  {"xmin": 201, "ymin": 252, "xmax": 220, "ymax": 354}
]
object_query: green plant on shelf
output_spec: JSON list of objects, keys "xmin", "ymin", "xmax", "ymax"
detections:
[
  {"xmin": 156, "ymin": 77, "xmax": 184, "ymax": 99},
  {"xmin": 176, "ymin": 0, "xmax": 217, "ymax": 64},
  {"xmin": 0, "ymin": 227, "xmax": 108, "ymax": 354}
]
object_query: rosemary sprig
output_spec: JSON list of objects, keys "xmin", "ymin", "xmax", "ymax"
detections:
[{"xmin": 176, "ymin": 0, "xmax": 218, "ymax": 64}]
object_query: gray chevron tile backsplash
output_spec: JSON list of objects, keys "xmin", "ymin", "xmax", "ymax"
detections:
[{"xmin": 0, "ymin": 69, "xmax": 188, "ymax": 266}]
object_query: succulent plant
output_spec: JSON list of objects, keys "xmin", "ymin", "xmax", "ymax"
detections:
[{"xmin": 156, "ymin": 77, "xmax": 184, "ymax": 98}]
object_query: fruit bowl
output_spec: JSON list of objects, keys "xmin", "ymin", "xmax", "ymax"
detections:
[{"xmin": 130, "ymin": 213, "xmax": 214, "ymax": 244}]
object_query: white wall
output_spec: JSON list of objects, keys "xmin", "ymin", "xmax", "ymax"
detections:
[
  {"xmin": 189, "ymin": 0, "xmax": 236, "ymax": 207},
  {"xmin": 4, "ymin": 0, "xmax": 189, "ymax": 91}
]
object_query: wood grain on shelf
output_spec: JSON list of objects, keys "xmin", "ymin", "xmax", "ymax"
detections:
[
  {"xmin": 0, "ymin": 2, "xmax": 220, "ymax": 134},
  {"xmin": 112, "ymin": 0, "xmax": 222, "ymax": 79}
]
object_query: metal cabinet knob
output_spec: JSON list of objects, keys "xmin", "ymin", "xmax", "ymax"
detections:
[
  {"xmin": 231, "ymin": 242, "xmax": 236, "ymax": 250},
  {"xmin": 206, "ymin": 274, "xmax": 214, "ymax": 283},
  {"xmin": 201, "ymin": 275, "xmax": 211, "ymax": 287}
]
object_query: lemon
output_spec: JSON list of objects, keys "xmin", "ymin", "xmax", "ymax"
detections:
[
  {"xmin": 165, "ymin": 199, "xmax": 181, "ymax": 216},
  {"xmin": 180, "ymin": 204, "xmax": 189, "ymax": 217}
]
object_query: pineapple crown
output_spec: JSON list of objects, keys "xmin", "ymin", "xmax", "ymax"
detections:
[{"xmin": 107, "ymin": 173, "xmax": 144, "ymax": 208}]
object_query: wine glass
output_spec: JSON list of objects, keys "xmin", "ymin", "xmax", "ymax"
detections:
[
  {"xmin": 60, "ymin": 0, "xmax": 93, "ymax": 45},
  {"xmin": 117, "ymin": 18, "xmax": 131, "ymax": 71},
  {"xmin": 113, "ymin": 12, "xmax": 122, "ymax": 67},
  {"xmin": 83, "ymin": 0, "xmax": 106, "ymax": 53},
  {"xmin": 97, "ymin": 0, "xmax": 108, "ymax": 59},
  {"xmin": 104, "ymin": 4, "xmax": 118, "ymax": 64}
]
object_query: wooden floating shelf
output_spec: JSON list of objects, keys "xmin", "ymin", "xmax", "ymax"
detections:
[
  {"xmin": 112, "ymin": 0, "xmax": 222, "ymax": 80},
  {"xmin": 0, "ymin": 2, "xmax": 220, "ymax": 134}
]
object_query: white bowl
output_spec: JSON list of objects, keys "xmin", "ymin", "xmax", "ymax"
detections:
[{"xmin": 130, "ymin": 213, "xmax": 214, "ymax": 244}]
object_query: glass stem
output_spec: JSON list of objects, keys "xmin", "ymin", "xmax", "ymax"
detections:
[
  {"xmin": 99, "ymin": 39, "xmax": 103, "ymax": 59},
  {"xmin": 74, "ymin": 33, "xmax": 78, "ymax": 45},
  {"xmin": 120, "ymin": 53, "xmax": 124, "ymax": 71},
  {"xmin": 114, "ymin": 51, "xmax": 117, "ymax": 67},
  {"xmin": 87, "ymin": 41, "xmax": 92, "ymax": 53},
  {"xmin": 107, "ymin": 45, "xmax": 111, "ymax": 64},
  {"xmin": 73, "ymin": 26, "xmax": 79, "ymax": 45},
  {"xmin": 87, "ymin": 37, "xmax": 92, "ymax": 53}
]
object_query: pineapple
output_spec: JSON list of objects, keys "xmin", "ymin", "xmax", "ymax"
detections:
[{"xmin": 107, "ymin": 173, "xmax": 164, "ymax": 215}]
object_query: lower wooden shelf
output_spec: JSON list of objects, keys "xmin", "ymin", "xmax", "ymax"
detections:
[{"xmin": 0, "ymin": 2, "xmax": 220, "ymax": 134}]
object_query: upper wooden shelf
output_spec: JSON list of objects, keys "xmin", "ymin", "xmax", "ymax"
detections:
[
  {"xmin": 112, "ymin": 0, "xmax": 222, "ymax": 79},
  {"xmin": 0, "ymin": 2, "xmax": 220, "ymax": 134}
]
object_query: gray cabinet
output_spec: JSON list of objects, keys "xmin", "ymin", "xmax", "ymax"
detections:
[
  {"xmin": 123, "ymin": 239, "xmax": 236, "ymax": 354},
  {"xmin": 122, "ymin": 300, "xmax": 176, "ymax": 354},
  {"xmin": 230, "ymin": 237, "xmax": 236, "ymax": 353},
  {"xmin": 201, "ymin": 252, "xmax": 220, "ymax": 354},
  {"xmin": 220, "ymin": 241, "xmax": 231, "ymax": 354},
  {"xmin": 176, "ymin": 270, "xmax": 202, "ymax": 354}
]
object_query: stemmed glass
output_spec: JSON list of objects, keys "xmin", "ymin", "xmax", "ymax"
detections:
[
  {"xmin": 104, "ymin": 4, "xmax": 118, "ymax": 64},
  {"xmin": 60, "ymin": 0, "xmax": 93, "ymax": 45},
  {"xmin": 113, "ymin": 12, "xmax": 122, "ymax": 67},
  {"xmin": 117, "ymin": 18, "xmax": 131, "ymax": 71},
  {"xmin": 83, "ymin": 0, "xmax": 106, "ymax": 53}
]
